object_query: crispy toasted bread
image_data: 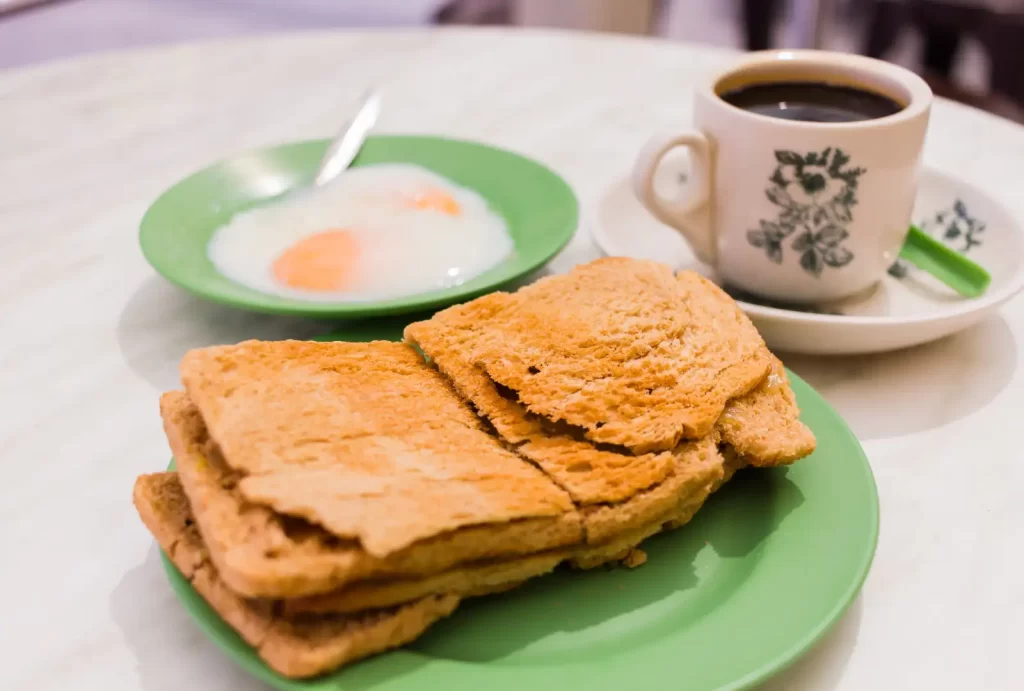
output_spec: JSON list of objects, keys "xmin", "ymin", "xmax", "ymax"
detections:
[
  {"xmin": 570, "ymin": 483, "xmax": 714, "ymax": 569},
  {"xmin": 162, "ymin": 360, "xmax": 808, "ymax": 602},
  {"xmin": 178, "ymin": 340, "xmax": 574, "ymax": 558},
  {"xmin": 406, "ymin": 301, "xmax": 676, "ymax": 505},
  {"xmin": 162, "ymin": 391, "xmax": 583, "ymax": 599},
  {"xmin": 281, "ymin": 549, "xmax": 565, "ymax": 616},
  {"xmin": 717, "ymin": 357, "xmax": 816, "ymax": 465},
  {"xmin": 137, "ymin": 471, "xmax": 720, "ymax": 617},
  {"xmin": 578, "ymin": 435, "xmax": 723, "ymax": 544},
  {"xmin": 286, "ymin": 437, "xmax": 723, "ymax": 613},
  {"xmin": 408, "ymin": 259, "xmax": 772, "ymax": 454},
  {"xmin": 132, "ymin": 472, "xmax": 459, "ymax": 679},
  {"xmin": 406, "ymin": 272, "xmax": 812, "ymax": 510},
  {"xmin": 409, "ymin": 312, "xmax": 812, "ymax": 478}
]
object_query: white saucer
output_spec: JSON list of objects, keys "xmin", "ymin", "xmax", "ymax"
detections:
[{"xmin": 593, "ymin": 162, "xmax": 1024, "ymax": 355}]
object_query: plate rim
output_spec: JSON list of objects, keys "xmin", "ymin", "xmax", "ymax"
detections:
[
  {"xmin": 155, "ymin": 362, "xmax": 879, "ymax": 691},
  {"xmin": 593, "ymin": 166, "xmax": 1024, "ymax": 327},
  {"xmin": 139, "ymin": 134, "xmax": 579, "ymax": 318}
]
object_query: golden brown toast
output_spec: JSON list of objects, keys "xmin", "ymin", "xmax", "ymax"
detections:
[
  {"xmin": 408, "ymin": 328, "xmax": 812, "ymax": 479},
  {"xmin": 408, "ymin": 258, "xmax": 772, "ymax": 454},
  {"xmin": 280, "ymin": 549, "xmax": 565, "ymax": 615},
  {"xmin": 568, "ymin": 381, "xmax": 810, "ymax": 570},
  {"xmin": 406, "ymin": 274, "xmax": 813, "ymax": 553},
  {"xmin": 137, "ymin": 471, "xmax": 720, "ymax": 617},
  {"xmin": 570, "ymin": 489, "xmax": 712, "ymax": 569},
  {"xmin": 405, "ymin": 299, "xmax": 677, "ymax": 506},
  {"xmin": 266, "ymin": 463, "xmax": 723, "ymax": 612},
  {"xmin": 285, "ymin": 434, "xmax": 724, "ymax": 612},
  {"xmin": 406, "ymin": 275, "xmax": 814, "ymax": 513},
  {"xmin": 132, "ymin": 472, "xmax": 459, "ymax": 679},
  {"xmin": 162, "ymin": 360, "xmax": 810, "ymax": 602},
  {"xmin": 157, "ymin": 268, "xmax": 813, "ymax": 602},
  {"xmin": 717, "ymin": 357, "xmax": 817, "ymax": 466},
  {"xmin": 578, "ymin": 435, "xmax": 723, "ymax": 544},
  {"xmin": 162, "ymin": 390, "xmax": 584, "ymax": 599},
  {"xmin": 177, "ymin": 340, "xmax": 575, "ymax": 558},
  {"xmin": 163, "ymin": 386, "xmax": 720, "ymax": 604}
]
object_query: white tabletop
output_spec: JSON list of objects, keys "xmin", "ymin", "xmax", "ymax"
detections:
[{"xmin": 2, "ymin": 27, "xmax": 1021, "ymax": 691}]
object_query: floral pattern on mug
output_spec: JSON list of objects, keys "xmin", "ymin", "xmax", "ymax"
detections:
[
  {"xmin": 747, "ymin": 148, "xmax": 865, "ymax": 277},
  {"xmin": 888, "ymin": 199, "xmax": 985, "ymax": 278}
]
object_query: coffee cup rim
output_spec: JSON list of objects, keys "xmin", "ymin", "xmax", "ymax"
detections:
[{"xmin": 704, "ymin": 49, "xmax": 932, "ymax": 129}]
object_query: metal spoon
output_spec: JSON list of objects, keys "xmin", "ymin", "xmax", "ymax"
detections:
[{"xmin": 312, "ymin": 89, "xmax": 382, "ymax": 188}]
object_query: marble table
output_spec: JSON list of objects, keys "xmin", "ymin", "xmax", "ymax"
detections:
[{"xmin": 2, "ymin": 27, "xmax": 1021, "ymax": 691}]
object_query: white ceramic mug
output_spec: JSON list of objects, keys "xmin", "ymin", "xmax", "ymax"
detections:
[{"xmin": 633, "ymin": 50, "xmax": 932, "ymax": 303}]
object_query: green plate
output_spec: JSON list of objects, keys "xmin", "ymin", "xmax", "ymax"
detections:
[
  {"xmin": 161, "ymin": 324, "xmax": 878, "ymax": 691},
  {"xmin": 139, "ymin": 136, "xmax": 578, "ymax": 317}
]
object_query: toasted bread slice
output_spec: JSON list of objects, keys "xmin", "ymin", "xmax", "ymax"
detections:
[
  {"xmin": 282, "ymin": 550, "xmax": 566, "ymax": 616},
  {"xmin": 717, "ymin": 357, "xmax": 816, "ymax": 466},
  {"xmin": 410, "ymin": 313, "xmax": 812, "ymax": 476},
  {"xmin": 132, "ymin": 472, "xmax": 459, "ymax": 679},
  {"xmin": 569, "ymin": 488, "xmax": 712, "ymax": 569},
  {"xmin": 406, "ymin": 303, "xmax": 677, "ymax": 505},
  {"xmin": 571, "ymin": 441, "xmax": 756, "ymax": 570},
  {"xmin": 284, "ymin": 472, "xmax": 722, "ymax": 613},
  {"xmin": 578, "ymin": 435, "xmax": 723, "ymax": 544},
  {"xmin": 286, "ymin": 436, "xmax": 723, "ymax": 613},
  {"xmin": 406, "ymin": 293, "xmax": 811, "ymax": 509},
  {"xmin": 163, "ymin": 391, "xmax": 583, "ymax": 599},
  {"xmin": 177, "ymin": 340, "xmax": 575, "ymax": 558},
  {"xmin": 137, "ymin": 471, "xmax": 720, "ymax": 618},
  {"xmin": 407, "ymin": 259, "xmax": 772, "ymax": 454}
]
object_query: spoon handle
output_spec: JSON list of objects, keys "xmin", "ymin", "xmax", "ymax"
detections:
[
  {"xmin": 313, "ymin": 89, "xmax": 381, "ymax": 187},
  {"xmin": 898, "ymin": 225, "xmax": 991, "ymax": 298}
]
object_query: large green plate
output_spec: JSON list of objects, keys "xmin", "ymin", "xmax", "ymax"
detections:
[
  {"xmin": 161, "ymin": 323, "xmax": 878, "ymax": 690},
  {"xmin": 140, "ymin": 136, "xmax": 578, "ymax": 317}
]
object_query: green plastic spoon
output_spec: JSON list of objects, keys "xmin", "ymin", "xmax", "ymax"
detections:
[{"xmin": 898, "ymin": 224, "xmax": 991, "ymax": 298}]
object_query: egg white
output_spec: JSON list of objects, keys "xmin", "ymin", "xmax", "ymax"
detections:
[{"xmin": 207, "ymin": 164, "xmax": 514, "ymax": 302}]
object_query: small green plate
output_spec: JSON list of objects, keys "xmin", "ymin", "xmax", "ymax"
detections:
[
  {"xmin": 139, "ymin": 136, "xmax": 578, "ymax": 317},
  {"xmin": 161, "ymin": 325, "xmax": 878, "ymax": 691}
]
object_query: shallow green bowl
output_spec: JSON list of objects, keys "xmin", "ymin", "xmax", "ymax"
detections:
[{"xmin": 140, "ymin": 136, "xmax": 578, "ymax": 317}]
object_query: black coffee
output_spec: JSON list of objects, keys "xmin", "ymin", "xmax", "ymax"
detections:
[{"xmin": 720, "ymin": 81, "xmax": 903, "ymax": 123}]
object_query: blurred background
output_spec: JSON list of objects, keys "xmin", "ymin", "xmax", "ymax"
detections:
[{"xmin": 2, "ymin": 0, "xmax": 1022, "ymax": 121}]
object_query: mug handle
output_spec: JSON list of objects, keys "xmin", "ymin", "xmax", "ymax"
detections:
[{"xmin": 631, "ymin": 131, "xmax": 716, "ymax": 265}]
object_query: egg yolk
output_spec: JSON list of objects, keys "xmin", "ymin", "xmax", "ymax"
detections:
[
  {"xmin": 407, "ymin": 188, "xmax": 461, "ymax": 215},
  {"xmin": 272, "ymin": 229, "xmax": 359, "ymax": 292}
]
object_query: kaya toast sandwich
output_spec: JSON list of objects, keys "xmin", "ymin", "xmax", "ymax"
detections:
[
  {"xmin": 405, "ymin": 258, "xmax": 815, "ymax": 550},
  {"xmin": 166, "ymin": 340, "xmax": 583, "ymax": 599},
  {"xmin": 138, "ymin": 258, "xmax": 815, "ymax": 676},
  {"xmin": 149, "ymin": 355, "xmax": 811, "ymax": 620},
  {"xmin": 133, "ymin": 472, "xmax": 459, "ymax": 679}
]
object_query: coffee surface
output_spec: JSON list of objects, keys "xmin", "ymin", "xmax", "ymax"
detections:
[{"xmin": 720, "ymin": 81, "xmax": 903, "ymax": 123}]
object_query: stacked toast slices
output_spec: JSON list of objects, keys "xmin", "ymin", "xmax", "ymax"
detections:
[{"xmin": 132, "ymin": 258, "xmax": 816, "ymax": 679}]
